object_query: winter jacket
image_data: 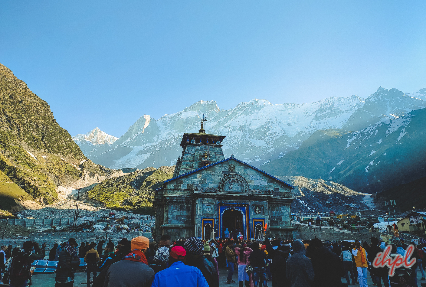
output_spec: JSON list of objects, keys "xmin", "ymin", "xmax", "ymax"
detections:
[
  {"xmin": 55, "ymin": 245, "xmax": 79, "ymax": 283},
  {"xmin": 225, "ymin": 246, "xmax": 236, "ymax": 263},
  {"xmin": 271, "ymin": 249, "xmax": 290, "ymax": 287},
  {"xmin": 151, "ymin": 261, "xmax": 209, "ymax": 287},
  {"xmin": 185, "ymin": 254, "xmax": 219, "ymax": 287},
  {"xmin": 286, "ymin": 252, "xmax": 314, "ymax": 287},
  {"xmin": 352, "ymin": 247, "xmax": 368, "ymax": 268},
  {"xmin": 234, "ymin": 247, "xmax": 253, "ymax": 265},
  {"xmin": 249, "ymin": 249, "xmax": 267, "ymax": 268},
  {"xmin": 309, "ymin": 246, "xmax": 343, "ymax": 287},
  {"xmin": 104, "ymin": 259, "xmax": 154, "ymax": 287}
]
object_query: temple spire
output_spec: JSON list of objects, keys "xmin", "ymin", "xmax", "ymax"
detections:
[{"xmin": 199, "ymin": 114, "xmax": 207, "ymax": 133}]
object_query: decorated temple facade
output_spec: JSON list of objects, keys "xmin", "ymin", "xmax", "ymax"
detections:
[{"xmin": 154, "ymin": 117, "xmax": 294, "ymax": 240}]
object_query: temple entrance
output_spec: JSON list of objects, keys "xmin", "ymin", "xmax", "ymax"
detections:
[
  {"xmin": 254, "ymin": 223, "xmax": 263, "ymax": 240},
  {"xmin": 222, "ymin": 209, "xmax": 244, "ymax": 239},
  {"xmin": 204, "ymin": 224, "xmax": 212, "ymax": 240}
]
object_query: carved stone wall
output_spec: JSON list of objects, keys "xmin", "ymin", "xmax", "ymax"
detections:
[{"xmin": 155, "ymin": 158, "xmax": 294, "ymax": 241}]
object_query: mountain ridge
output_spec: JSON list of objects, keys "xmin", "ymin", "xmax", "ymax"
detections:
[
  {"xmin": 75, "ymin": 87, "xmax": 425, "ymax": 175},
  {"xmin": 0, "ymin": 63, "xmax": 118, "ymax": 211}
]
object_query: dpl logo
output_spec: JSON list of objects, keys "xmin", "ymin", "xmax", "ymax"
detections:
[{"xmin": 373, "ymin": 244, "xmax": 416, "ymax": 276}]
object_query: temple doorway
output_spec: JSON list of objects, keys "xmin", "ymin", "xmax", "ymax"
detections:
[
  {"xmin": 204, "ymin": 224, "xmax": 212, "ymax": 240},
  {"xmin": 222, "ymin": 209, "xmax": 244, "ymax": 239}
]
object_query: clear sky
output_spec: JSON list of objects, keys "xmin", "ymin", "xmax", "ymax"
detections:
[{"xmin": 1, "ymin": 1, "xmax": 425, "ymax": 137}]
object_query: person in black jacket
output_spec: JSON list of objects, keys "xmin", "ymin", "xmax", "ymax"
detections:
[
  {"xmin": 9, "ymin": 241, "xmax": 44, "ymax": 287},
  {"xmin": 286, "ymin": 240, "xmax": 314, "ymax": 287},
  {"xmin": 270, "ymin": 244, "xmax": 291, "ymax": 287},
  {"xmin": 0, "ymin": 245, "xmax": 7, "ymax": 283},
  {"xmin": 92, "ymin": 238, "xmax": 131, "ymax": 287},
  {"xmin": 306, "ymin": 238, "xmax": 343, "ymax": 287},
  {"xmin": 184, "ymin": 237, "xmax": 219, "ymax": 287},
  {"xmin": 249, "ymin": 242, "xmax": 268, "ymax": 287},
  {"xmin": 50, "ymin": 243, "xmax": 59, "ymax": 261},
  {"xmin": 369, "ymin": 237, "xmax": 390, "ymax": 287},
  {"xmin": 55, "ymin": 238, "xmax": 80, "ymax": 287}
]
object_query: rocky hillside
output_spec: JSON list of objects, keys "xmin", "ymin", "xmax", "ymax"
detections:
[
  {"xmin": 280, "ymin": 176, "xmax": 369, "ymax": 214},
  {"xmin": 377, "ymin": 175, "xmax": 426, "ymax": 212},
  {"xmin": 263, "ymin": 107, "xmax": 426, "ymax": 194},
  {"xmin": 85, "ymin": 166, "xmax": 174, "ymax": 213},
  {"xmin": 0, "ymin": 64, "xmax": 115, "ymax": 212}
]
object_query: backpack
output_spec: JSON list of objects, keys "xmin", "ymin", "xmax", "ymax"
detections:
[{"xmin": 9, "ymin": 251, "xmax": 31, "ymax": 279}]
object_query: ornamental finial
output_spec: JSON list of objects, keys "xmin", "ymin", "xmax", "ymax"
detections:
[{"xmin": 199, "ymin": 114, "xmax": 207, "ymax": 133}]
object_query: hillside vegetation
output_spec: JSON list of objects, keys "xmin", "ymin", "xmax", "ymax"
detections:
[
  {"xmin": 0, "ymin": 63, "xmax": 113, "ymax": 209},
  {"xmin": 87, "ymin": 166, "xmax": 174, "ymax": 212}
]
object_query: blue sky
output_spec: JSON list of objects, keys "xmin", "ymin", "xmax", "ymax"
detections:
[{"xmin": 1, "ymin": 1, "xmax": 425, "ymax": 137}]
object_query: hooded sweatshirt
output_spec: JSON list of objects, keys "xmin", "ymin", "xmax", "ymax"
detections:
[{"xmin": 286, "ymin": 240, "xmax": 314, "ymax": 287}]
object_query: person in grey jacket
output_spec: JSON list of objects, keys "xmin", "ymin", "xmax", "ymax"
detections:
[
  {"xmin": 103, "ymin": 236, "xmax": 154, "ymax": 287},
  {"xmin": 286, "ymin": 240, "xmax": 314, "ymax": 287}
]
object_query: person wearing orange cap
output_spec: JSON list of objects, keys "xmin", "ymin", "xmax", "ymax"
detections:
[
  {"xmin": 151, "ymin": 246, "xmax": 209, "ymax": 287},
  {"xmin": 104, "ymin": 236, "xmax": 154, "ymax": 287}
]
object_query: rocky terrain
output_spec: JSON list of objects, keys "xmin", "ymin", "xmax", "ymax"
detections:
[
  {"xmin": 0, "ymin": 193, "xmax": 155, "ymax": 247},
  {"xmin": 264, "ymin": 106, "xmax": 426, "ymax": 195},
  {"xmin": 281, "ymin": 176, "xmax": 371, "ymax": 214}
]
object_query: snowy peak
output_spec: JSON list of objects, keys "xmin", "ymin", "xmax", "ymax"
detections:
[
  {"xmin": 73, "ymin": 127, "xmax": 118, "ymax": 145},
  {"xmin": 74, "ymin": 87, "xmax": 426, "ymax": 178},
  {"xmin": 342, "ymin": 87, "xmax": 426, "ymax": 132},
  {"xmin": 183, "ymin": 100, "xmax": 220, "ymax": 114}
]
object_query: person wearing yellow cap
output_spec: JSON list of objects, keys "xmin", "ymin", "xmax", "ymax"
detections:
[{"xmin": 104, "ymin": 236, "xmax": 154, "ymax": 287}]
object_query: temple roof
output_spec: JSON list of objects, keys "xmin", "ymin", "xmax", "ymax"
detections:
[
  {"xmin": 160, "ymin": 155, "xmax": 293, "ymax": 189},
  {"xmin": 180, "ymin": 132, "xmax": 226, "ymax": 148}
]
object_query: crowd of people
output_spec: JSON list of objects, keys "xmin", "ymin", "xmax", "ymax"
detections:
[{"xmin": 0, "ymin": 235, "xmax": 425, "ymax": 287}]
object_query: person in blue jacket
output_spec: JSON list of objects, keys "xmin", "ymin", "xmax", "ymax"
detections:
[{"xmin": 151, "ymin": 246, "xmax": 208, "ymax": 287}]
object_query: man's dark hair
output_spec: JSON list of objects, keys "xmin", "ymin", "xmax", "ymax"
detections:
[
  {"xmin": 310, "ymin": 238, "xmax": 323, "ymax": 249},
  {"xmin": 22, "ymin": 241, "xmax": 33, "ymax": 252},
  {"xmin": 160, "ymin": 234, "xmax": 171, "ymax": 241},
  {"xmin": 69, "ymin": 238, "xmax": 77, "ymax": 247}
]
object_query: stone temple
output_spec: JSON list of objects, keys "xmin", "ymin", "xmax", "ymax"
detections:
[{"xmin": 154, "ymin": 117, "xmax": 294, "ymax": 241}]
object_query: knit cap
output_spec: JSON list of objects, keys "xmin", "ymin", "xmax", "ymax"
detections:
[
  {"xmin": 170, "ymin": 246, "xmax": 186, "ymax": 260},
  {"xmin": 154, "ymin": 246, "xmax": 170, "ymax": 263},
  {"xmin": 184, "ymin": 237, "xmax": 204, "ymax": 255},
  {"xmin": 203, "ymin": 244, "xmax": 211, "ymax": 254},
  {"xmin": 131, "ymin": 236, "xmax": 149, "ymax": 251}
]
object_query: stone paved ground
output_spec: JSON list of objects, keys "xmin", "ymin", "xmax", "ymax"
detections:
[{"xmin": 24, "ymin": 267, "xmax": 426, "ymax": 287}]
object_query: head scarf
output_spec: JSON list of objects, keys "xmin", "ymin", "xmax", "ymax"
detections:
[
  {"xmin": 184, "ymin": 237, "xmax": 203, "ymax": 255},
  {"xmin": 154, "ymin": 246, "xmax": 170, "ymax": 263},
  {"xmin": 123, "ymin": 249, "xmax": 148, "ymax": 264},
  {"xmin": 65, "ymin": 242, "xmax": 78, "ymax": 257},
  {"xmin": 131, "ymin": 236, "xmax": 149, "ymax": 251}
]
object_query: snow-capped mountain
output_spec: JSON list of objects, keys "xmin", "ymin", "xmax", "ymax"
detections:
[
  {"xmin": 262, "ymin": 105, "xmax": 426, "ymax": 194},
  {"xmin": 73, "ymin": 127, "xmax": 118, "ymax": 145},
  {"xmin": 75, "ymin": 96, "xmax": 366, "ymax": 169},
  {"xmin": 72, "ymin": 127, "xmax": 118, "ymax": 156},
  {"xmin": 73, "ymin": 87, "xmax": 426, "ymax": 194}
]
